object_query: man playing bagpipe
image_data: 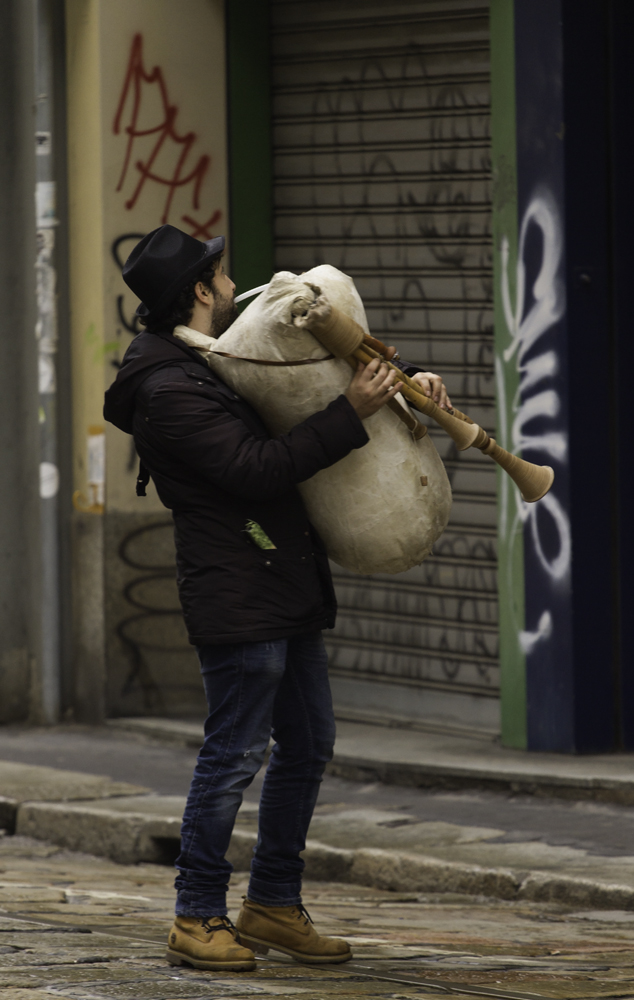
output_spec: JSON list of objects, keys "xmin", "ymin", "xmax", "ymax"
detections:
[{"xmin": 104, "ymin": 225, "xmax": 450, "ymax": 972}]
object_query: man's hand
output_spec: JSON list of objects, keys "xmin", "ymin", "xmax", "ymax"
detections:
[
  {"xmin": 410, "ymin": 371, "xmax": 452, "ymax": 410},
  {"xmin": 345, "ymin": 358, "xmax": 402, "ymax": 420}
]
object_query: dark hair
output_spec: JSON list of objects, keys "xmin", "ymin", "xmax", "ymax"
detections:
[{"xmin": 141, "ymin": 251, "xmax": 223, "ymax": 332}]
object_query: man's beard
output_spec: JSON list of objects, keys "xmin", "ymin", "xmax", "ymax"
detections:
[{"xmin": 211, "ymin": 295, "xmax": 238, "ymax": 338}]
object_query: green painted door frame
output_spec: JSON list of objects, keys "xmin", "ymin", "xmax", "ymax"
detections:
[
  {"xmin": 490, "ymin": 0, "xmax": 526, "ymax": 748},
  {"xmin": 225, "ymin": 0, "xmax": 274, "ymax": 297}
]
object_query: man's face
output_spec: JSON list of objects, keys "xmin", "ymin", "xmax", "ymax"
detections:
[{"xmin": 211, "ymin": 264, "xmax": 238, "ymax": 338}]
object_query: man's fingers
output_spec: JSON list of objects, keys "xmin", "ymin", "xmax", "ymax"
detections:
[
  {"xmin": 351, "ymin": 361, "xmax": 450, "ymax": 415},
  {"xmin": 367, "ymin": 360, "xmax": 390, "ymax": 385},
  {"xmin": 376, "ymin": 369, "xmax": 398, "ymax": 394},
  {"xmin": 346, "ymin": 359, "xmax": 405, "ymax": 417},
  {"xmin": 351, "ymin": 358, "xmax": 374, "ymax": 384},
  {"xmin": 414, "ymin": 375, "xmax": 433, "ymax": 397},
  {"xmin": 361, "ymin": 357, "xmax": 381, "ymax": 380},
  {"xmin": 410, "ymin": 371, "xmax": 451, "ymax": 407},
  {"xmin": 377, "ymin": 379, "xmax": 400, "ymax": 399}
]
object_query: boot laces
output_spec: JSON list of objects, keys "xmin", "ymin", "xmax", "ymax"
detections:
[
  {"xmin": 201, "ymin": 915, "xmax": 235, "ymax": 935},
  {"xmin": 294, "ymin": 903, "xmax": 314, "ymax": 926}
]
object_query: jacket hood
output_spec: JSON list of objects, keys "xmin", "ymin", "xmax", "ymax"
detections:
[{"xmin": 103, "ymin": 330, "xmax": 207, "ymax": 434}]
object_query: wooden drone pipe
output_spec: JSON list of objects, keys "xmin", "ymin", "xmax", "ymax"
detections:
[
  {"xmin": 356, "ymin": 344, "xmax": 554, "ymax": 503},
  {"xmin": 354, "ymin": 344, "xmax": 480, "ymax": 449},
  {"xmin": 295, "ymin": 302, "xmax": 554, "ymax": 503}
]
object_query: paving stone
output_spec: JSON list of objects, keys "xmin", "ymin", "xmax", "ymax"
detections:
[{"xmin": 1, "ymin": 837, "xmax": 634, "ymax": 997}]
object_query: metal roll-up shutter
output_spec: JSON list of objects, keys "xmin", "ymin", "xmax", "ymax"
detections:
[{"xmin": 271, "ymin": 0, "xmax": 497, "ymax": 733}]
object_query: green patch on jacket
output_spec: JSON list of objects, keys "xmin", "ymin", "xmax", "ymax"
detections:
[{"xmin": 244, "ymin": 519, "xmax": 277, "ymax": 550}]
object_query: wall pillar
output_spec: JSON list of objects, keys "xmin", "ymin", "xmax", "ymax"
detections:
[
  {"xmin": 66, "ymin": 0, "xmax": 107, "ymax": 720},
  {"xmin": 65, "ymin": 0, "xmax": 228, "ymax": 720},
  {"xmin": 0, "ymin": 1, "xmax": 43, "ymax": 724}
]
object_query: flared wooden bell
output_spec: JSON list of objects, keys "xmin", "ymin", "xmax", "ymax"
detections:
[{"xmin": 479, "ymin": 438, "xmax": 555, "ymax": 502}]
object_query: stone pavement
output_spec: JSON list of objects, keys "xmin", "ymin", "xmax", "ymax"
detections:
[{"xmin": 2, "ymin": 834, "xmax": 634, "ymax": 999}]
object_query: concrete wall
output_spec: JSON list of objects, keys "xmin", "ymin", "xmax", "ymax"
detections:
[{"xmin": 65, "ymin": 0, "xmax": 228, "ymax": 718}]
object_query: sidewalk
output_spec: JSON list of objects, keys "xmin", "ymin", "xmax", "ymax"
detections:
[
  {"xmin": 110, "ymin": 715, "xmax": 634, "ymax": 804},
  {"xmin": 3, "ymin": 719, "xmax": 634, "ymax": 911}
]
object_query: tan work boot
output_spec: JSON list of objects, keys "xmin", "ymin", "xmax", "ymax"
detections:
[
  {"xmin": 166, "ymin": 915, "xmax": 256, "ymax": 971},
  {"xmin": 236, "ymin": 898, "xmax": 352, "ymax": 964}
]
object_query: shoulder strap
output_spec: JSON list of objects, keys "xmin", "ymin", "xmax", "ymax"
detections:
[
  {"xmin": 136, "ymin": 460, "xmax": 150, "ymax": 497},
  {"xmin": 209, "ymin": 350, "xmax": 334, "ymax": 367}
]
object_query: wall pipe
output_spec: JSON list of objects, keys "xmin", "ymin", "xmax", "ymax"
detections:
[{"xmin": 34, "ymin": 0, "xmax": 61, "ymax": 723}]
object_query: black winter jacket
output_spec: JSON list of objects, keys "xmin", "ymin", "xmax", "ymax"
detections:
[{"xmin": 103, "ymin": 330, "xmax": 370, "ymax": 645}]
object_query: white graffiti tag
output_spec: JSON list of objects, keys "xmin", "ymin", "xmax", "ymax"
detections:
[{"xmin": 498, "ymin": 190, "xmax": 571, "ymax": 653}]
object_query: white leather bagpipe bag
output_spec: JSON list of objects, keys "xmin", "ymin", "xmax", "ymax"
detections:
[{"xmin": 176, "ymin": 265, "xmax": 452, "ymax": 575}]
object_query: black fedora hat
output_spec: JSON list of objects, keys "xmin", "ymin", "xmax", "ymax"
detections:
[{"xmin": 122, "ymin": 225, "xmax": 225, "ymax": 324}]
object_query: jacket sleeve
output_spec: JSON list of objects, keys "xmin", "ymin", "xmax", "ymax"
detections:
[{"xmin": 142, "ymin": 384, "xmax": 369, "ymax": 501}]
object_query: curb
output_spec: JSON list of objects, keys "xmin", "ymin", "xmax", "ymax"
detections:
[
  {"xmin": 0, "ymin": 761, "xmax": 148, "ymax": 835},
  {"xmin": 15, "ymin": 800, "xmax": 634, "ymax": 911},
  {"xmin": 348, "ymin": 846, "xmax": 519, "ymax": 900},
  {"xmin": 0, "ymin": 796, "xmax": 19, "ymax": 833},
  {"xmin": 517, "ymin": 872, "xmax": 634, "ymax": 909},
  {"xmin": 232, "ymin": 829, "xmax": 634, "ymax": 910},
  {"xmin": 326, "ymin": 756, "xmax": 634, "ymax": 806},
  {"xmin": 16, "ymin": 801, "xmax": 182, "ymax": 865}
]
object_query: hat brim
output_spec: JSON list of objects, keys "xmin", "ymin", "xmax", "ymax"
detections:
[{"xmin": 135, "ymin": 235, "xmax": 225, "ymax": 323}]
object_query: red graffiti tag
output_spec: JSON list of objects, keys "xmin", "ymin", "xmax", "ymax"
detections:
[{"xmin": 113, "ymin": 34, "xmax": 221, "ymax": 233}]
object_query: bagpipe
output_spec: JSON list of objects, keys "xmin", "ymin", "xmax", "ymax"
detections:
[{"xmin": 175, "ymin": 265, "xmax": 553, "ymax": 575}]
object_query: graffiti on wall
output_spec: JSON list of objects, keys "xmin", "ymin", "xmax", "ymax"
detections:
[
  {"xmin": 116, "ymin": 520, "xmax": 191, "ymax": 711},
  {"xmin": 110, "ymin": 34, "xmax": 224, "ymax": 349},
  {"xmin": 497, "ymin": 189, "xmax": 570, "ymax": 654},
  {"xmin": 113, "ymin": 33, "xmax": 221, "ymax": 236}
]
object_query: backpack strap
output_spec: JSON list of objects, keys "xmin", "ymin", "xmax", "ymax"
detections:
[{"xmin": 136, "ymin": 460, "xmax": 150, "ymax": 497}]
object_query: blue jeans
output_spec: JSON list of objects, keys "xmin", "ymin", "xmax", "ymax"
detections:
[{"xmin": 174, "ymin": 632, "xmax": 335, "ymax": 916}]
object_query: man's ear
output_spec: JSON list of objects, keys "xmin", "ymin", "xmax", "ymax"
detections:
[{"xmin": 194, "ymin": 281, "xmax": 213, "ymax": 306}]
